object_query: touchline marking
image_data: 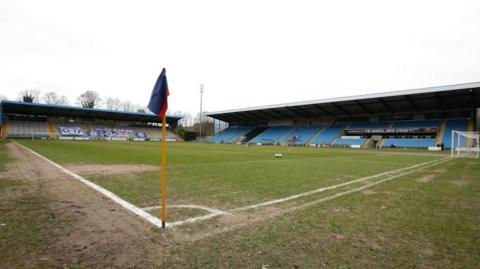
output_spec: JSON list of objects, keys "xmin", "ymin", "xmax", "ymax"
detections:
[
  {"xmin": 295, "ymin": 157, "xmax": 452, "ymax": 210},
  {"xmin": 230, "ymin": 156, "xmax": 450, "ymax": 212},
  {"xmin": 13, "ymin": 141, "xmax": 166, "ymax": 229},
  {"xmin": 168, "ymin": 156, "xmax": 450, "ymax": 228},
  {"xmin": 13, "ymin": 140, "xmax": 451, "ymax": 230},
  {"xmin": 191, "ymin": 157, "xmax": 453, "ymax": 241},
  {"xmin": 142, "ymin": 204, "xmax": 227, "ymax": 215}
]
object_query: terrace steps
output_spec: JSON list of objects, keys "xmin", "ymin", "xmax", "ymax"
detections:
[
  {"xmin": 272, "ymin": 127, "xmax": 292, "ymax": 144},
  {"xmin": 364, "ymin": 137, "xmax": 374, "ymax": 148},
  {"xmin": 468, "ymin": 119, "xmax": 474, "ymax": 132},
  {"xmin": 467, "ymin": 119, "xmax": 475, "ymax": 147},
  {"xmin": 249, "ymin": 126, "xmax": 291, "ymax": 145},
  {"xmin": 47, "ymin": 121, "xmax": 57, "ymax": 139},
  {"xmin": 1, "ymin": 120, "xmax": 8, "ymax": 139},
  {"xmin": 243, "ymin": 127, "xmax": 268, "ymax": 143},
  {"xmin": 331, "ymin": 123, "xmax": 350, "ymax": 146},
  {"xmin": 85, "ymin": 123, "xmax": 94, "ymax": 132},
  {"xmin": 278, "ymin": 127, "xmax": 324, "ymax": 146},
  {"xmin": 377, "ymin": 138, "xmax": 385, "ymax": 148},
  {"xmin": 175, "ymin": 133, "xmax": 184, "ymax": 142},
  {"xmin": 306, "ymin": 126, "xmax": 326, "ymax": 145},
  {"xmin": 277, "ymin": 128, "xmax": 296, "ymax": 144},
  {"xmin": 435, "ymin": 120, "xmax": 446, "ymax": 146}
]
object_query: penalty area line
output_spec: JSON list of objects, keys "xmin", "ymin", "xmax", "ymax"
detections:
[
  {"xmin": 230, "ymin": 156, "xmax": 450, "ymax": 212},
  {"xmin": 12, "ymin": 140, "xmax": 166, "ymax": 229},
  {"xmin": 165, "ymin": 156, "xmax": 451, "ymax": 228},
  {"xmin": 191, "ymin": 157, "xmax": 453, "ymax": 241},
  {"xmin": 296, "ymin": 157, "xmax": 452, "ymax": 210}
]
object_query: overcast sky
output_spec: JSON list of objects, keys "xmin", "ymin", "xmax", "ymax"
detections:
[{"xmin": 1, "ymin": 0, "xmax": 479, "ymax": 116}]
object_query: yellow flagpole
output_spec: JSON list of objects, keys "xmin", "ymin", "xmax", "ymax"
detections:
[{"xmin": 161, "ymin": 115, "xmax": 167, "ymax": 228}]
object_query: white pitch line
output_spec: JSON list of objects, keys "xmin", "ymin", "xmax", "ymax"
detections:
[
  {"xmin": 191, "ymin": 157, "xmax": 454, "ymax": 241},
  {"xmin": 230, "ymin": 156, "xmax": 450, "ymax": 212},
  {"xmin": 167, "ymin": 212, "xmax": 226, "ymax": 228},
  {"xmin": 296, "ymin": 157, "xmax": 453, "ymax": 210},
  {"xmin": 13, "ymin": 140, "xmax": 451, "ymax": 230},
  {"xmin": 142, "ymin": 204, "xmax": 227, "ymax": 215},
  {"xmin": 13, "ymin": 141, "xmax": 166, "ymax": 229},
  {"xmin": 167, "ymin": 156, "xmax": 450, "ymax": 228},
  {"xmin": 339, "ymin": 149, "xmax": 449, "ymax": 157}
]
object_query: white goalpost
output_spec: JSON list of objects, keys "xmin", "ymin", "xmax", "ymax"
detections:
[{"xmin": 451, "ymin": 130, "xmax": 480, "ymax": 158}]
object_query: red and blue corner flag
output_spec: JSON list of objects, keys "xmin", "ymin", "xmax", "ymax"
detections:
[
  {"xmin": 148, "ymin": 68, "xmax": 170, "ymax": 118},
  {"xmin": 148, "ymin": 68, "xmax": 170, "ymax": 228}
]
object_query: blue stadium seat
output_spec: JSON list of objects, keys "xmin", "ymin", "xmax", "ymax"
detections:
[
  {"xmin": 250, "ymin": 126, "xmax": 291, "ymax": 144},
  {"xmin": 277, "ymin": 127, "xmax": 322, "ymax": 145},
  {"xmin": 209, "ymin": 127, "xmax": 254, "ymax": 144},
  {"xmin": 383, "ymin": 138, "xmax": 435, "ymax": 148},
  {"xmin": 309, "ymin": 125, "xmax": 346, "ymax": 145},
  {"xmin": 442, "ymin": 119, "xmax": 468, "ymax": 148}
]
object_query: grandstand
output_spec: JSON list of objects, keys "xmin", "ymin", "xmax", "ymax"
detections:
[
  {"xmin": 249, "ymin": 126, "xmax": 290, "ymax": 145},
  {"xmin": 0, "ymin": 101, "xmax": 182, "ymax": 141},
  {"xmin": 277, "ymin": 126, "xmax": 323, "ymax": 145},
  {"xmin": 206, "ymin": 82, "xmax": 480, "ymax": 150},
  {"xmin": 209, "ymin": 126, "xmax": 255, "ymax": 144}
]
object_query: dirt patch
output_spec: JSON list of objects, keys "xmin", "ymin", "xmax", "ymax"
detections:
[
  {"xmin": 332, "ymin": 208, "xmax": 350, "ymax": 214},
  {"xmin": 450, "ymin": 179, "xmax": 471, "ymax": 186},
  {"xmin": 65, "ymin": 164, "xmax": 159, "ymax": 176},
  {"xmin": 417, "ymin": 175, "xmax": 435, "ymax": 183},
  {"xmin": 7, "ymin": 143, "xmax": 166, "ymax": 268},
  {"xmin": 422, "ymin": 248, "xmax": 434, "ymax": 257},
  {"xmin": 361, "ymin": 189, "xmax": 376, "ymax": 195},
  {"xmin": 149, "ymin": 207, "xmax": 207, "ymax": 222},
  {"xmin": 216, "ymin": 211, "xmax": 250, "ymax": 227},
  {"xmin": 330, "ymin": 234, "xmax": 346, "ymax": 241},
  {"xmin": 433, "ymin": 168, "xmax": 447, "ymax": 173},
  {"xmin": 0, "ymin": 161, "xmax": 24, "ymax": 180},
  {"xmin": 185, "ymin": 206, "xmax": 286, "ymax": 241}
]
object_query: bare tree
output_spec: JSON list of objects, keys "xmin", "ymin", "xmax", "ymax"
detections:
[
  {"xmin": 179, "ymin": 112, "xmax": 194, "ymax": 127},
  {"xmin": 202, "ymin": 111, "xmax": 214, "ymax": 123},
  {"xmin": 19, "ymin": 89, "xmax": 40, "ymax": 103},
  {"xmin": 42, "ymin": 91, "xmax": 69, "ymax": 105},
  {"xmin": 43, "ymin": 91, "xmax": 58, "ymax": 104},
  {"xmin": 58, "ymin": 95, "xmax": 69, "ymax": 105},
  {"xmin": 77, "ymin": 91, "xmax": 101, "ymax": 108},
  {"xmin": 121, "ymin": 101, "xmax": 140, "ymax": 112},
  {"xmin": 105, "ymin": 97, "xmax": 122, "ymax": 110}
]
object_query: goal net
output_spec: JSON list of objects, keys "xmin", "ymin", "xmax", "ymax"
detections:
[{"xmin": 451, "ymin": 130, "xmax": 479, "ymax": 158}]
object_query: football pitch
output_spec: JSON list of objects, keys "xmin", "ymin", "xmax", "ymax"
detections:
[{"xmin": 2, "ymin": 140, "xmax": 480, "ymax": 268}]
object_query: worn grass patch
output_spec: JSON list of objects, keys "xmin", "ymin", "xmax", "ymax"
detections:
[
  {"xmin": 0, "ymin": 141, "xmax": 60, "ymax": 269},
  {"xmin": 160, "ymin": 158, "xmax": 480, "ymax": 268},
  {"xmin": 148, "ymin": 207, "xmax": 208, "ymax": 222},
  {"xmin": 12, "ymin": 140, "xmax": 479, "ymax": 268},
  {"xmin": 17, "ymin": 140, "xmax": 444, "ymax": 212}
]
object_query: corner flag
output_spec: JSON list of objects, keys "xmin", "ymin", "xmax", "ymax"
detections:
[
  {"xmin": 148, "ymin": 68, "xmax": 169, "ymax": 228},
  {"xmin": 148, "ymin": 68, "xmax": 169, "ymax": 117}
]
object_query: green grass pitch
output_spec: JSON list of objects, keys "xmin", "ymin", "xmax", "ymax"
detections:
[
  {"xmin": 17, "ymin": 140, "xmax": 444, "ymax": 211},
  {"xmin": 9, "ymin": 140, "xmax": 480, "ymax": 268}
]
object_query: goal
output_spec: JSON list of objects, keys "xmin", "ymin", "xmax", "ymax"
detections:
[{"xmin": 451, "ymin": 130, "xmax": 479, "ymax": 158}]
